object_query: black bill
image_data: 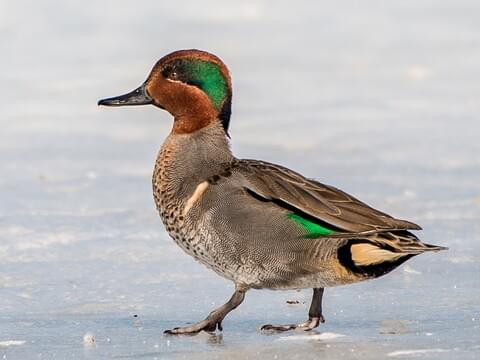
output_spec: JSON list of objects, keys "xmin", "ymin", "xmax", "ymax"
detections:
[{"xmin": 98, "ymin": 83, "xmax": 152, "ymax": 106}]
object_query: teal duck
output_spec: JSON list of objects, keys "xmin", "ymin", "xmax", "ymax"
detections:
[{"xmin": 98, "ymin": 49, "xmax": 447, "ymax": 334}]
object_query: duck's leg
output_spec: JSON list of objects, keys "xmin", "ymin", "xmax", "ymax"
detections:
[
  {"xmin": 164, "ymin": 287, "xmax": 246, "ymax": 335},
  {"xmin": 261, "ymin": 288, "xmax": 325, "ymax": 332}
]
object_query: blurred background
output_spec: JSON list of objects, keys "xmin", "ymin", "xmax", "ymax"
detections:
[{"xmin": 1, "ymin": 0, "xmax": 479, "ymax": 359}]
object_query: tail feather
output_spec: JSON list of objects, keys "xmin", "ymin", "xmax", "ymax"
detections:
[
  {"xmin": 338, "ymin": 231, "xmax": 447, "ymax": 278},
  {"xmin": 395, "ymin": 242, "xmax": 448, "ymax": 254},
  {"xmin": 369, "ymin": 230, "xmax": 448, "ymax": 254}
]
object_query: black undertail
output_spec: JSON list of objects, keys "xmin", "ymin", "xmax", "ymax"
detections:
[{"xmin": 337, "ymin": 238, "xmax": 416, "ymax": 278}]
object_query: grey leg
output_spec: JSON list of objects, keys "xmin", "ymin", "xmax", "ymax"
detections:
[
  {"xmin": 165, "ymin": 289, "xmax": 246, "ymax": 335},
  {"xmin": 261, "ymin": 288, "xmax": 325, "ymax": 332},
  {"xmin": 304, "ymin": 287, "xmax": 326, "ymax": 328}
]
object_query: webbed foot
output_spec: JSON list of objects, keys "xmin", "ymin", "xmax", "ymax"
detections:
[
  {"xmin": 261, "ymin": 315, "xmax": 325, "ymax": 332},
  {"xmin": 261, "ymin": 288, "xmax": 325, "ymax": 333},
  {"xmin": 164, "ymin": 317, "xmax": 223, "ymax": 335},
  {"xmin": 164, "ymin": 289, "xmax": 245, "ymax": 335}
]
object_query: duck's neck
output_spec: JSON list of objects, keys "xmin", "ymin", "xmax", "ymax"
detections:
[{"xmin": 153, "ymin": 120, "xmax": 233, "ymax": 200}]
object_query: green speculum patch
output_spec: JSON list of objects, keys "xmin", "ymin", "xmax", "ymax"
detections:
[
  {"xmin": 183, "ymin": 60, "xmax": 228, "ymax": 109},
  {"xmin": 288, "ymin": 213, "xmax": 336, "ymax": 238}
]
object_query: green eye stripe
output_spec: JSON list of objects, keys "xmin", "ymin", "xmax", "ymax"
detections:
[{"xmin": 182, "ymin": 60, "xmax": 228, "ymax": 109}]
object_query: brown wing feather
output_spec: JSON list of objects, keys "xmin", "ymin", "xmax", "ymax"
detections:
[{"xmin": 233, "ymin": 159, "xmax": 421, "ymax": 233}]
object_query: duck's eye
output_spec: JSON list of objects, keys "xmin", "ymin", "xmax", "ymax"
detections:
[{"xmin": 161, "ymin": 65, "xmax": 178, "ymax": 80}]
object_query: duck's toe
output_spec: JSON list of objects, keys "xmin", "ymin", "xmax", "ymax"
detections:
[
  {"xmin": 260, "ymin": 316, "xmax": 325, "ymax": 333},
  {"xmin": 297, "ymin": 316, "xmax": 325, "ymax": 330},
  {"xmin": 164, "ymin": 319, "xmax": 220, "ymax": 335},
  {"xmin": 261, "ymin": 323, "xmax": 298, "ymax": 332}
]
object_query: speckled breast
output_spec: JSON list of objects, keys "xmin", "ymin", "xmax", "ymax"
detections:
[{"xmin": 153, "ymin": 183, "xmax": 236, "ymax": 282}]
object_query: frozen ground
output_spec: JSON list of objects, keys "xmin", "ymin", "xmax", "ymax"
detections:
[{"xmin": 1, "ymin": 0, "xmax": 479, "ymax": 359}]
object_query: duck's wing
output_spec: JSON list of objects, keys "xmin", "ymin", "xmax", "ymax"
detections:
[{"xmin": 232, "ymin": 159, "xmax": 421, "ymax": 234}]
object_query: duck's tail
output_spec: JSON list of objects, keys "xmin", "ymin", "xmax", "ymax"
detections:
[
  {"xmin": 337, "ymin": 230, "xmax": 447, "ymax": 278},
  {"xmin": 373, "ymin": 230, "xmax": 448, "ymax": 253}
]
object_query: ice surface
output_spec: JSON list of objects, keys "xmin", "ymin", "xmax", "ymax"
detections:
[
  {"xmin": 1, "ymin": 0, "xmax": 479, "ymax": 359},
  {"xmin": 387, "ymin": 348, "xmax": 450, "ymax": 357},
  {"xmin": 277, "ymin": 333, "xmax": 345, "ymax": 341},
  {"xmin": 0, "ymin": 341, "xmax": 26, "ymax": 348}
]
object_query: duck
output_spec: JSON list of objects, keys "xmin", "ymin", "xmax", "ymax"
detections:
[{"xmin": 98, "ymin": 49, "xmax": 447, "ymax": 335}]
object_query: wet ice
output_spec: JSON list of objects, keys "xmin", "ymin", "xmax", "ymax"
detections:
[{"xmin": 1, "ymin": 0, "xmax": 479, "ymax": 359}]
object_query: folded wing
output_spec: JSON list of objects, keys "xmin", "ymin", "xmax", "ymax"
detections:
[{"xmin": 232, "ymin": 159, "xmax": 421, "ymax": 234}]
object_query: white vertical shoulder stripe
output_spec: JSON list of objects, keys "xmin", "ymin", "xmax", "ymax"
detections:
[{"xmin": 183, "ymin": 181, "xmax": 209, "ymax": 215}]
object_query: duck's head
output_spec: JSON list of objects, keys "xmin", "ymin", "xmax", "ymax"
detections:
[{"xmin": 98, "ymin": 49, "xmax": 232, "ymax": 135}]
